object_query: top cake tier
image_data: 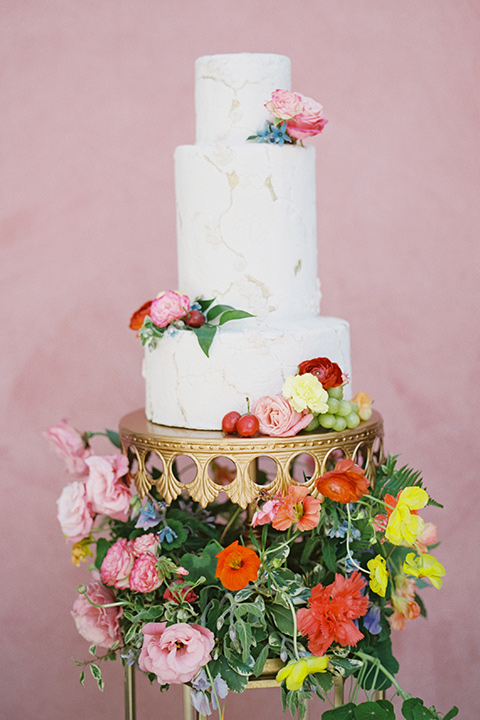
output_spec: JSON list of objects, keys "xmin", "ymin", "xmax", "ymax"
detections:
[{"xmin": 195, "ymin": 53, "xmax": 291, "ymax": 143}]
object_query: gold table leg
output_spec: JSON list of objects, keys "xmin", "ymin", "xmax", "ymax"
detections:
[{"xmin": 124, "ymin": 664, "xmax": 136, "ymax": 720}]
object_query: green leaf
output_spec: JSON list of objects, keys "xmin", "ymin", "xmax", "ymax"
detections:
[
  {"xmin": 196, "ymin": 297, "xmax": 215, "ymax": 313},
  {"xmin": 322, "ymin": 703, "xmax": 356, "ymax": 719},
  {"xmin": 235, "ymin": 618, "xmax": 252, "ymax": 663},
  {"xmin": 402, "ymin": 698, "xmax": 426, "ymax": 719},
  {"xmin": 442, "ymin": 708, "xmax": 459, "ymax": 720},
  {"xmin": 268, "ymin": 601, "xmax": 295, "ymax": 636},
  {"xmin": 191, "ymin": 323, "xmax": 217, "ymax": 357},
  {"xmin": 359, "ymin": 639, "xmax": 399, "ymax": 691},
  {"xmin": 90, "ymin": 663, "xmax": 103, "ymax": 692},
  {"xmin": 376, "ymin": 700, "xmax": 396, "ymax": 720},
  {"xmin": 179, "ymin": 542, "xmax": 219, "ymax": 583},
  {"xmin": 224, "ymin": 648, "xmax": 255, "ymax": 676},
  {"xmin": 217, "ymin": 309, "xmax": 254, "ymax": 325},
  {"xmin": 313, "ymin": 671, "xmax": 333, "ymax": 694},
  {"xmin": 88, "ymin": 645, "xmax": 97, "ymax": 656},
  {"xmin": 105, "ymin": 429, "xmax": 121, "ymax": 448},
  {"xmin": 322, "ymin": 536, "xmax": 339, "ymax": 573},
  {"xmin": 205, "ymin": 304, "xmax": 236, "ymax": 321},
  {"xmin": 79, "ymin": 669, "xmax": 85, "ymax": 686},
  {"xmin": 160, "ymin": 519, "xmax": 187, "ymax": 550},
  {"xmin": 216, "ymin": 656, "xmax": 249, "ymax": 693},
  {"xmin": 94, "ymin": 537, "xmax": 112, "ymax": 571},
  {"xmin": 252, "ymin": 644, "xmax": 269, "ymax": 676},
  {"xmin": 354, "ymin": 701, "xmax": 391, "ymax": 719}
]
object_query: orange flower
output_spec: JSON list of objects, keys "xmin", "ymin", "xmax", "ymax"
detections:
[
  {"xmin": 272, "ymin": 485, "xmax": 322, "ymax": 532},
  {"xmin": 315, "ymin": 459, "xmax": 369, "ymax": 503},
  {"xmin": 129, "ymin": 300, "xmax": 153, "ymax": 332},
  {"xmin": 215, "ymin": 541, "xmax": 261, "ymax": 591}
]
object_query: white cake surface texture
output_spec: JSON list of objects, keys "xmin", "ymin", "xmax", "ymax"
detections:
[{"xmin": 144, "ymin": 53, "xmax": 351, "ymax": 429}]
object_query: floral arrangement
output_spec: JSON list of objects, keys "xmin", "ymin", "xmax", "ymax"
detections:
[
  {"xmin": 46, "ymin": 418, "xmax": 457, "ymax": 720},
  {"xmin": 223, "ymin": 357, "xmax": 373, "ymax": 438},
  {"xmin": 130, "ymin": 291, "xmax": 253, "ymax": 357},
  {"xmin": 248, "ymin": 89, "xmax": 327, "ymax": 145}
]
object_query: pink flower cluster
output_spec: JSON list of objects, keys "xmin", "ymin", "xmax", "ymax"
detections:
[
  {"xmin": 139, "ymin": 622, "xmax": 214, "ymax": 685},
  {"xmin": 101, "ymin": 534, "xmax": 163, "ymax": 593},
  {"xmin": 44, "ymin": 419, "xmax": 92, "ymax": 476},
  {"xmin": 265, "ymin": 89, "xmax": 327, "ymax": 140},
  {"xmin": 55, "ymin": 448, "xmax": 131, "ymax": 543},
  {"xmin": 71, "ymin": 574, "xmax": 123, "ymax": 649},
  {"xmin": 252, "ymin": 395, "xmax": 313, "ymax": 437}
]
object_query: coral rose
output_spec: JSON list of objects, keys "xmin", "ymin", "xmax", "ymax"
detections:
[
  {"xmin": 139, "ymin": 622, "xmax": 214, "ymax": 685},
  {"xmin": 57, "ymin": 481, "xmax": 94, "ymax": 543},
  {"xmin": 215, "ymin": 541, "xmax": 261, "ymax": 591},
  {"xmin": 129, "ymin": 300, "xmax": 153, "ymax": 332},
  {"xmin": 85, "ymin": 455, "xmax": 131, "ymax": 522},
  {"xmin": 252, "ymin": 395, "xmax": 313, "ymax": 437},
  {"xmin": 101, "ymin": 538, "xmax": 135, "ymax": 589},
  {"xmin": 265, "ymin": 89, "xmax": 304, "ymax": 120},
  {"xmin": 71, "ymin": 575, "xmax": 122, "ymax": 648},
  {"xmin": 44, "ymin": 419, "xmax": 92, "ymax": 476},
  {"xmin": 297, "ymin": 357, "xmax": 343, "ymax": 390},
  {"xmin": 285, "ymin": 93, "xmax": 327, "ymax": 140},
  {"xmin": 315, "ymin": 459, "xmax": 369, "ymax": 503},
  {"xmin": 149, "ymin": 291, "xmax": 190, "ymax": 327},
  {"xmin": 129, "ymin": 553, "xmax": 162, "ymax": 593}
]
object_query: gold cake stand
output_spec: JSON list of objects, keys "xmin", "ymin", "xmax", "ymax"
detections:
[{"xmin": 119, "ymin": 409, "xmax": 385, "ymax": 720}]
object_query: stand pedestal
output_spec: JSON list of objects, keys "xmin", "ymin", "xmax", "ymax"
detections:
[{"xmin": 119, "ymin": 410, "xmax": 385, "ymax": 719}]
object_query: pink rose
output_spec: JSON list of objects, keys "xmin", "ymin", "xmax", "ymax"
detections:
[
  {"xmin": 149, "ymin": 291, "xmax": 190, "ymax": 328},
  {"xmin": 265, "ymin": 89, "xmax": 304, "ymax": 120},
  {"xmin": 251, "ymin": 497, "xmax": 282, "ymax": 527},
  {"xmin": 139, "ymin": 622, "xmax": 214, "ymax": 685},
  {"xmin": 101, "ymin": 538, "xmax": 135, "ymax": 589},
  {"xmin": 252, "ymin": 395, "xmax": 313, "ymax": 437},
  {"xmin": 71, "ymin": 575, "xmax": 122, "ymax": 648},
  {"xmin": 131, "ymin": 533, "xmax": 159, "ymax": 557},
  {"xmin": 85, "ymin": 455, "xmax": 131, "ymax": 522},
  {"xmin": 285, "ymin": 93, "xmax": 327, "ymax": 140},
  {"xmin": 57, "ymin": 481, "xmax": 94, "ymax": 543},
  {"xmin": 129, "ymin": 554, "xmax": 162, "ymax": 593},
  {"xmin": 44, "ymin": 419, "xmax": 92, "ymax": 476}
]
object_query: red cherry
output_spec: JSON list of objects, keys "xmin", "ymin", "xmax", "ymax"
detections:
[
  {"xmin": 236, "ymin": 413, "xmax": 259, "ymax": 438},
  {"xmin": 184, "ymin": 310, "xmax": 206, "ymax": 328},
  {"xmin": 222, "ymin": 411, "xmax": 241, "ymax": 434}
]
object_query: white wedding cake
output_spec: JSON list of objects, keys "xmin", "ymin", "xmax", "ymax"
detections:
[{"xmin": 143, "ymin": 53, "xmax": 351, "ymax": 429}]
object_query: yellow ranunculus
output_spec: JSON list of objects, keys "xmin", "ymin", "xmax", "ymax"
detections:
[
  {"xmin": 403, "ymin": 552, "xmax": 446, "ymax": 589},
  {"xmin": 276, "ymin": 655, "xmax": 329, "ymax": 691},
  {"xmin": 367, "ymin": 554, "xmax": 389, "ymax": 597},
  {"xmin": 282, "ymin": 373, "xmax": 329, "ymax": 414}
]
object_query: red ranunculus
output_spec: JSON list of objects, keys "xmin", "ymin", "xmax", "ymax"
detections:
[
  {"xmin": 129, "ymin": 300, "xmax": 153, "ymax": 332},
  {"xmin": 315, "ymin": 459, "xmax": 369, "ymax": 503},
  {"xmin": 297, "ymin": 357, "xmax": 343, "ymax": 389}
]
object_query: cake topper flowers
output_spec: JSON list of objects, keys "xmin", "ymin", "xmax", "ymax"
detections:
[
  {"xmin": 130, "ymin": 291, "xmax": 254, "ymax": 357},
  {"xmin": 248, "ymin": 89, "xmax": 328, "ymax": 145}
]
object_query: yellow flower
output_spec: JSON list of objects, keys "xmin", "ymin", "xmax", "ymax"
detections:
[
  {"xmin": 276, "ymin": 655, "xmax": 329, "ymax": 691},
  {"xmin": 71, "ymin": 537, "xmax": 93, "ymax": 566},
  {"xmin": 282, "ymin": 373, "xmax": 329, "ymax": 414},
  {"xmin": 403, "ymin": 552, "xmax": 446, "ymax": 589},
  {"xmin": 367, "ymin": 555, "xmax": 389, "ymax": 597},
  {"xmin": 352, "ymin": 391, "xmax": 372, "ymax": 421},
  {"xmin": 385, "ymin": 487, "xmax": 429, "ymax": 546}
]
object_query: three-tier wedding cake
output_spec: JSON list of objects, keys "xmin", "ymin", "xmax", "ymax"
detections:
[{"xmin": 142, "ymin": 53, "xmax": 351, "ymax": 429}]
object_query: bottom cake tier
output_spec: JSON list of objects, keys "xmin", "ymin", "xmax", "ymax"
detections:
[{"xmin": 143, "ymin": 315, "xmax": 351, "ymax": 429}]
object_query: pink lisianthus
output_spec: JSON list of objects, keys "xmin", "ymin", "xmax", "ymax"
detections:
[
  {"xmin": 57, "ymin": 481, "xmax": 94, "ymax": 543},
  {"xmin": 265, "ymin": 89, "xmax": 304, "ymax": 120},
  {"xmin": 85, "ymin": 455, "xmax": 131, "ymax": 522},
  {"xmin": 129, "ymin": 554, "xmax": 162, "ymax": 593},
  {"xmin": 138, "ymin": 622, "xmax": 214, "ymax": 685},
  {"xmin": 149, "ymin": 291, "xmax": 190, "ymax": 328},
  {"xmin": 251, "ymin": 496, "xmax": 282, "ymax": 527},
  {"xmin": 252, "ymin": 395, "xmax": 313, "ymax": 437},
  {"xmin": 131, "ymin": 533, "xmax": 159, "ymax": 557},
  {"xmin": 163, "ymin": 580, "xmax": 197, "ymax": 604},
  {"xmin": 272, "ymin": 485, "xmax": 322, "ymax": 532},
  {"xmin": 44, "ymin": 419, "xmax": 92, "ymax": 476},
  {"xmin": 101, "ymin": 538, "xmax": 135, "ymax": 589},
  {"xmin": 285, "ymin": 93, "xmax": 327, "ymax": 140},
  {"xmin": 71, "ymin": 575, "xmax": 122, "ymax": 648}
]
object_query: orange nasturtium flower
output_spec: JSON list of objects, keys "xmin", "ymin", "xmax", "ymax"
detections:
[
  {"xmin": 129, "ymin": 300, "xmax": 153, "ymax": 332},
  {"xmin": 215, "ymin": 541, "xmax": 261, "ymax": 591},
  {"xmin": 315, "ymin": 459, "xmax": 369, "ymax": 504},
  {"xmin": 272, "ymin": 485, "xmax": 322, "ymax": 532}
]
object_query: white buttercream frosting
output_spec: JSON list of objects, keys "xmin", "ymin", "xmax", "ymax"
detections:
[{"xmin": 143, "ymin": 53, "xmax": 352, "ymax": 430}]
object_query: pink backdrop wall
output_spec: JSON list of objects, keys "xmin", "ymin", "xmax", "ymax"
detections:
[{"xmin": 2, "ymin": 1, "xmax": 479, "ymax": 717}]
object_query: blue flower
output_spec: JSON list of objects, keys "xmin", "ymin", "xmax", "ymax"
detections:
[
  {"xmin": 327, "ymin": 520, "xmax": 361, "ymax": 540},
  {"xmin": 159, "ymin": 526, "xmax": 178, "ymax": 543},
  {"xmin": 251, "ymin": 122, "xmax": 293, "ymax": 146},
  {"xmin": 135, "ymin": 499, "xmax": 163, "ymax": 530},
  {"xmin": 190, "ymin": 671, "xmax": 228, "ymax": 715},
  {"xmin": 364, "ymin": 605, "xmax": 382, "ymax": 635}
]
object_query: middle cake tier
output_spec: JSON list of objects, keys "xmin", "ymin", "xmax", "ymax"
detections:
[
  {"xmin": 175, "ymin": 142, "xmax": 320, "ymax": 322},
  {"xmin": 144, "ymin": 315, "xmax": 351, "ymax": 429}
]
